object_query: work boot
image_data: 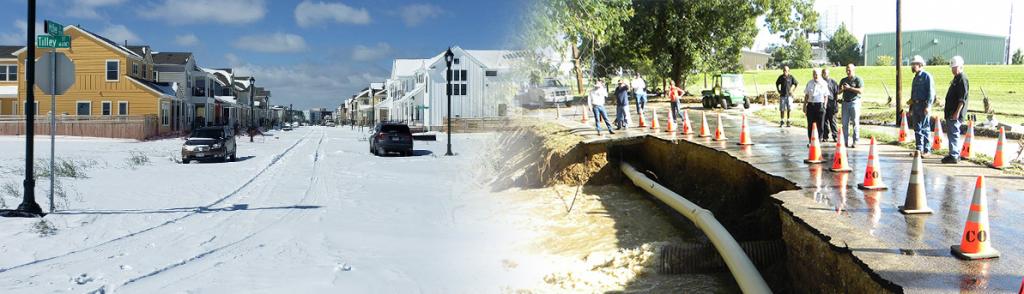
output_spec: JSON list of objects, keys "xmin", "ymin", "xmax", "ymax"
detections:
[
  {"xmin": 779, "ymin": 121, "xmax": 784, "ymax": 127},
  {"xmin": 609, "ymin": 129, "xmax": 616, "ymax": 135},
  {"xmin": 786, "ymin": 121, "xmax": 792, "ymax": 127},
  {"xmin": 941, "ymin": 156, "xmax": 959, "ymax": 164}
]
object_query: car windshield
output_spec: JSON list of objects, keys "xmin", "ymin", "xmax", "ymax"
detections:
[
  {"xmin": 380, "ymin": 125, "xmax": 411, "ymax": 134},
  {"xmin": 543, "ymin": 79, "xmax": 563, "ymax": 87},
  {"xmin": 721, "ymin": 75, "xmax": 743, "ymax": 89},
  {"xmin": 191, "ymin": 129, "xmax": 224, "ymax": 139}
]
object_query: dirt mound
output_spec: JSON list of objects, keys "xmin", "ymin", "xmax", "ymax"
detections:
[{"xmin": 485, "ymin": 119, "xmax": 617, "ymax": 191}]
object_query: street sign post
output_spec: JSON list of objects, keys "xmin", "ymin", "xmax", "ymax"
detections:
[{"xmin": 35, "ymin": 20, "xmax": 73, "ymax": 213}]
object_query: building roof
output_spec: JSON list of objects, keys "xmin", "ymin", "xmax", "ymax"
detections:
[
  {"xmin": 863, "ymin": 29, "xmax": 1007, "ymax": 39},
  {"xmin": 255, "ymin": 87, "xmax": 270, "ymax": 97},
  {"xmin": 129, "ymin": 76, "xmax": 176, "ymax": 97},
  {"xmin": 202, "ymin": 68, "xmax": 233, "ymax": 86},
  {"xmin": 152, "ymin": 52, "xmax": 192, "ymax": 65},
  {"xmin": 464, "ymin": 49, "xmax": 519, "ymax": 68},
  {"xmin": 75, "ymin": 26, "xmax": 143, "ymax": 59},
  {"xmin": 126, "ymin": 45, "xmax": 150, "ymax": 57},
  {"xmin": 0, "ymin": 46, "xmax": 21, "ymax": 58},
  {"xmin": 391, "ymin": 59, "xmax": 428, "ymax": 78}
]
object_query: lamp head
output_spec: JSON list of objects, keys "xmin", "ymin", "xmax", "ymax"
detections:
[{"xmin": 444, "ymin": 48, "xmax": 454, "ymax": 65}]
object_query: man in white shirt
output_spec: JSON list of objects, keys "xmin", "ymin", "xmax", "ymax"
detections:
[
  {"xmin": 630, "ymin": 73, "xmax": 647, "ymax": 117},
  {"xmin": 804, "ymin": 69, "xmax": 828, "ymax": 142},
  {"xmin": 588, "ymin": 81, "xmax": 614, "ymax": 135}
]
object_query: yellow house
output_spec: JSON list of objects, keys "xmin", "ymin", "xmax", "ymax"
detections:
[
  {"xmin": 12, "ymin": 25, "xmax": 179, "ymax": 134},
  {"xmin": 0, "ymin": 46, "xmax": 21, "ymax": 115}
]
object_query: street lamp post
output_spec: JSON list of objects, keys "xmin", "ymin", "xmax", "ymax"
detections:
[
  {"xmin": 4, "ymin": 0, "xmax": 43, "ymax": 217},
  {"xmin": 444, "ymin": 48, "xmax": 454, "ymax": 156}
]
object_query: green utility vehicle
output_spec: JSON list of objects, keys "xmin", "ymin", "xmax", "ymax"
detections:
[{"xmin": 701, "ymin": 74, "xmax": 750, "ymax": 109}]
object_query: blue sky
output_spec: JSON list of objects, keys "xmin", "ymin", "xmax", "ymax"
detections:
[{"xmin": 0, "ymin": 0, "xmax": 525, "ymax": 109}]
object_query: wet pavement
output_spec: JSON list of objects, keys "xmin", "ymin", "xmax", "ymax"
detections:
[{"xmin": 540, "ymin": 104, "xmax": 1024, "ymax": 293}]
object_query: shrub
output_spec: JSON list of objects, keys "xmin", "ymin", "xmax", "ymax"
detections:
[
  {"xmin": 928, "ymin": 55, "xmax": 948, "ymax": 65},
  {"xmin": 874, "ymin": 55, "xmax": 894, "ymax": 66},
  {"xmin": 125, "ymin": 151, "xmax": 151, "ymax": 169}
]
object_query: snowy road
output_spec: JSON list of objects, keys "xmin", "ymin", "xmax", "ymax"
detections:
[{"xmin": 0, "ymin": 127, "xmax": 524, "ymax": 293}]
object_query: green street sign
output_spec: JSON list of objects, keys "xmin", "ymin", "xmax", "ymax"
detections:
[
  {"xmin": 37, "ymin": 35, "xmax": 70, "ymax": 48},
  {"xmin": 44, "ymin": 20, "xmax": 64, "ymax": 36}
]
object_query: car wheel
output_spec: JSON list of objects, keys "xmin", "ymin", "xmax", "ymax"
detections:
[
  {"xmin": 182, "ymin": 158, "xmax": 190, "ymax": 164},
  {"xmin": 230, "ymin": 152, "xmax": 237, "ymax": 162}
]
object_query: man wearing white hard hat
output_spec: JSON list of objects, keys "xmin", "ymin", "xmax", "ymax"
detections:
[
  {"xmin": 908, "ymin": 55, "xmax": 934, "ymax": 156},
  {"xmin": 941, "ymin": 56, "xmax": 969, "ymax": 164}
]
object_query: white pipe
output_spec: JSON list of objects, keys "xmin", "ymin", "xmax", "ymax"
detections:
[{"xmin": 620, "ymin": 162, "xmax": 772, "ymax": 294}]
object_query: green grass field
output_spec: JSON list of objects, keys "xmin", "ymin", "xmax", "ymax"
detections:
[{"xmin": 740, "ymin": 65, "xmax": 1024, "ymax": 125}]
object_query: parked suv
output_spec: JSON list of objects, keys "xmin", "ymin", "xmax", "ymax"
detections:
[
  {"xmin": 369, "ymin": 122, "xmax": 413, "ymax": 156},
  {"xmin": 521, "ymin": 78, "xmax": 571, "ymax": 108},
  {"xmin": 182, "ymin": 126, "xmax": 237, "ymax": 163}
]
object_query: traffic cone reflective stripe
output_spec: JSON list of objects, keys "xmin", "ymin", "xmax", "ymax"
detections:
[
  {"xmin": 858, "ymin": 137, "xmax": 887, "ymax": 190},
  {"xmin": 650, "ymin": 108, "xmax": 660, "ymax": 130},
  {"xmin": 737, "ymin": 114, "xmax": 754, "ymax": 145},
  {"xmin": 990, "ymin": 127, "xmax": 1007, "ymax": 169},
  {"xmin": 960, "ymin": 120, "xmax": 973, "ymax": 158},
  {"xmin": 898, "ymin": 112, "xmax": 910, "ymax": 143},
  {"xmin": 681, "ymin": 109, "xmax": 692, "ymax": 134},
  {"xmin": 804, "ymin": 123, "xmax": 824, "ymax": 164},
  {"xmin": 712, "ymin": 113, "xmax": 727, "ymax": 141},
  {"xmin": 951, "ymin": 176, "xmax": 1000, "ymax": 259},
  {"xmin": 932, "ymin": 117, "xmax": 943, "ymax": 151},
  {"xmin": 830, "ymin": 128, "xmax": 852, "ymax": 172},
  {"xmin": 698, "ymin": 112, "xmax": 710, "ymax": 137},
  {"xmin": 900, "ymin": 151, "xmax": 933, "ymax": 214}
]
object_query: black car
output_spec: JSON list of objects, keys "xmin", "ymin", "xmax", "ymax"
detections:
[
  {"xmin": 369, "ymin": 122, "xmax": 413, "ymax": 156},
  {"xmin": 182, "ymin": 126, "xmax": 237, "ymax": 163}
]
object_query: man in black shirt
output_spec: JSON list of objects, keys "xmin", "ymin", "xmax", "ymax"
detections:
[
  {"xmin": 942, "ymin": 56, "xmax": 969, "ymax": 164},
  {"xmin": 775, "ymin": 66, "xmax": 798, "ymax": 127},
  {"xmin": 822, "ymin": 68, "xmax": 840, "ymax": 142}
]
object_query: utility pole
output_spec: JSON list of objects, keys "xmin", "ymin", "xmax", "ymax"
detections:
[
  {"xmin": 6, "ymin": 0, "xmax": 43, "ymax": 217},
  {"xmin": 895, "ymin": 0, "xmax": 903, "ymax": 126},
  {"xmin": 1007, "ymin": 2, "xmax": 1014, "ymax": 65}
]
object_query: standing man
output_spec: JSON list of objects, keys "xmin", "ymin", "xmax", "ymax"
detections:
[
  {"xmin": 909, "ymin": 55, "xmax": 934, "ymax": 156},
  {"xmin": 942, "ymin": 56, "xmax": 969, "ymax": 164},
  {"xmin": 804, "ymin": 69, "xmax": 828, "ymax": 142},
  {"xmin": 631, "ymin": 73, "xmax": 647, "ymax": 118},
  {"xmin": 667, "ymin": 80, "xmax": 684, "ymax": 122},
  {"xmin": 613, "ymin": 79, "xmax": 630, "ymax": 130},
  {"xmin": 588, "ymin": 81, "xmax": 615, "ymax": 135},
  {"xmin": 838, "ymin": 64, "xmax": 864, "ymax": 148},
  {"xmin": 775, "ymin": 66, "xmax": 799, "ymax": 127},
  {"xmin": 822, "ymin": 68, "xmax": 840, "ymax": 142}
]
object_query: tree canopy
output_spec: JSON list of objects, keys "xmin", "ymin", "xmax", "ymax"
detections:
[{"xmin": 826, "ymin": 23, "xmax": 861, "ymax": 66}]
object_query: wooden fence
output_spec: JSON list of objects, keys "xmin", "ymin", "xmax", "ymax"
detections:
[{"xmin": 0, "ymin": 115, "xmax": 160, "ymax": 140}]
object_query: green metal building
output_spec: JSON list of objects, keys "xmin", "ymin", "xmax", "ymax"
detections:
[{"xmin": 862, "ymin": 30, "xmax": 1007, "ymax": 65}]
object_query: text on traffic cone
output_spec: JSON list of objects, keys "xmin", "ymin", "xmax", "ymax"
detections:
[
  {"xmin": 858, "ymin": 137, "xmax": 887, "ymax": 190},
  {"xmin": 951, "ymin": 176, "xmax": 1000, "ymax": 259},
  {"xmin": 830, "ymin": 128, "xmax": 852, "ymax": 172}
]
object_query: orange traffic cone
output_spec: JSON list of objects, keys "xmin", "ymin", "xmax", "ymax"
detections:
[
  {"xmin": 681, "ymin": 109, "xmax": 693, "ymax": 135},
  {"xmin": 804, "ymin": 122, "xmax": 824, "ymax": 164},
  {"xmin": 649, "ymin": 108, "xmax": 660, "ymax": 130},
  {"xmin": 990, "ymin": 127, "xmax": 1007, "ymax": 169},
  {"xmin": 951, "ymin": 176, "xmax": 1000, "ymax": 260},
  {"xmin": 698, "ymin": 112, "xmax": 710, "ymax": 137},
  {"xmin": 712, "ymin": 113, "xmax": 727, "ymax": 141},
  {"xmin": 737, "ymin": 114, "xmax": 754, "ymax": 145},
  {"xmin": 857, "ymin": 137, "xmax": 887, "ymax": 190},
  {"xmin": 665, "ymin": 111, "xmax": 676, "ymax": 132},
  {"xmin": 932, "ymin": 117, "xmax": 944, "ymax": 151},
  {"xmin": 829, "ymin": 128, "xmax": 852, "ymax": 172},
  {"xmin": 637, "ymin": 110, "xmax": 646, "ymax": 128},
  {"xmin": 960, "ymin": 120, "xmax": 973, "ymax": 158},
  {"xmin": 581, "ymin": 105, "xmax": 588, "ymax": 123},
  {"xmin": 899, "ymin": 151, "xmax": 933, "ymax": 214},
  {"xmin": 897, "ymin": 112, "xmax": 910, "ymax": 143}
]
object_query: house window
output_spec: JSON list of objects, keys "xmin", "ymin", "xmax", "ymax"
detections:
[
  {"xmin": 154, "ymin": 71, "xmax": 160, "ymax": 81},
  {"xmin": 106, "ymin": 60, "xmax": 119, "ymax": 81},
  {"xmin": 132, "ymin": 63, "xmax": 138, "ymax": 75},
  {"xmin": 101, "ymin": 101, "xmax": 112, "ymax": 116},
  {"xmin": 485, "ymin": 70, "xmax": 497, "ymax": 77},
  {"xmin": 142, "ymin": 64, "xmax": 147, "ymax": 78},
  {"xmin": 460, "ymin": 84, "xmax": 467, "ymax": 95},
  {"xmin": 8, "ymin": 65, "xmax": 16, "ymax": 81},
  {"xmin": 161, "ymin": 101, "xmax": 170, "ymax": 126},
  {"xmin": 76, "ymin": 101, "xmax": 91, "ymax": 116},
  {"xmin": 460, "ymin": 70, "xmax": 468, "ymax": 81},
  {"xmin": 453, "ymin": 58, "xmax": 460, "ymax": 64},
  {"xmin": 118, "ymin": 101, "xmax": 129, "ymax": 115}
]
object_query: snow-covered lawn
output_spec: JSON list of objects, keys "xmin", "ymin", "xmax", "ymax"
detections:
[{"xmin": 0, "ymin": 127, "xmax": 526, "ymax": 293}]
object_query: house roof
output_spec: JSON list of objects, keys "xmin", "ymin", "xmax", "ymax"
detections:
[
  {"xmin": 464, "ymin": 49, "xmax": 518, "ymax": 68},
  {"xmin": 202, "ymin": 68, "xmax": 233, "ymax": 86},
  {"xmin": 255, "ymin": 88, "xmax": 270, "ymax": 97},
  {"xmin": 0, "ymin": 46, "xmax": 21, "ymax": 58},
  {"xmin": 391, "ymin": 59, "xmax": 429, "ymax": 78},
  {"xmin": 126, "ymin": 45, "xmax": 150, "ymax": 57},
  {"xmin": 129, "ymin": 76, "xmax": 176, "ymax": 97},
  {"xmin": 9, "ymin": 26, "xmax": 144, "ymax": 60},
  {"xmin": 152, "ymin": 52, "xmax": 192, "ymax": 65}
]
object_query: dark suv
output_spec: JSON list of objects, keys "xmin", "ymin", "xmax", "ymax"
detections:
[
  {"xmin": 182, "ymin": 126, "xmax": 237, "ymax": 163},
  {"xmin": 369, "ymin": 122, "xmax": 413, "ymax": 156}
]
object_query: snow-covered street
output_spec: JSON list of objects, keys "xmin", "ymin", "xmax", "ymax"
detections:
[{"xmin": 0, "ymin": 127, "xmax": 525, "ymax": 293}]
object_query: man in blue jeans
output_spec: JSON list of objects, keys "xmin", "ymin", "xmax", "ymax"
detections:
[
  {"xmin": 909, "ymin": 55, "xmax": 935, "ymax": 156},
  {"xmin": 588, "ymin": 81, "xmax": 614, "ymax": 135},
  {"xmin": 942, "ymin": 56, "xmax": 969, "ymax": 164},
  {"xmin": 631, "ymin": 73, "xmax": 647, "ymax": 117},
  {"xmin": 838, "ymin": 64, "xmax": 864, "ymax": 148}
]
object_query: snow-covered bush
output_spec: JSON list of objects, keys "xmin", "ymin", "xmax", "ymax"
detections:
[
  {"xmin": 32, "ymin": 219, "xmax": 57, "ymax": 237},
  {"xmin": 125, "ymin": 151, "xmax": 151, "ymax": 169}
]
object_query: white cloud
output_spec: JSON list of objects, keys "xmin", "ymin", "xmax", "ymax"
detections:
[
  {"xmin": 175, "ymin": 34, "xmax": 200, "ymax": 47},
  {"xmin": 228, "ymin": 55, "xmax": 388, "ymax": 109},
  {"xmin": 141, "ymin": 0, "xmax": 266, "ymax": 25},
  {"xmin": 233, "ymin": 33, "xmax": 308, "ymax": 53},
  {"xmin": 100, "ymin": 24, "xmax": 141, "ymax": 43},
  {"xmin": 294, "ymin": 1, "xmax": 371, "ymax": 28},
  {"xmin": 398, "ymin": 4, "xmax": 443, "ymax": 27},
  {"xmin": 68, "ymin": 0, "xmax": 127, "ymax": 19},
  {"xmin": 0, "ymin": 20, "xmax": 42, "ymax": 45},
  {"xmin": 351, "ymin": 43, "xmax": 392, "ymax": 61}
]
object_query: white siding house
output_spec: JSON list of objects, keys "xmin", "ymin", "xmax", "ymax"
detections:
[{"xmin": 383, "ymin": 46, "xmax": 519, "ymax": 130}]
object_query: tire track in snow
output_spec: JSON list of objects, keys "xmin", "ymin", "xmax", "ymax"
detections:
[
  {"xmin": 0, "ymin": 129, "xmax": 317, "ymax": 275},
  {"xmin": 115, "ymin": 128, "xmax": 329, "ymax": 289}
]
